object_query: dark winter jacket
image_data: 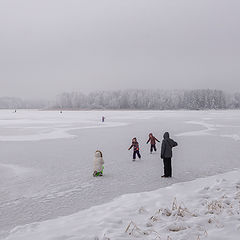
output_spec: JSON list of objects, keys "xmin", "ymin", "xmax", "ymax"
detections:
[
  {"xmin": 147, "ymin": 134, "xmax": 160, "ymax": 145},
  {"xmin": 129, "ymin": 141, "xmax": 140, "ymax": 151},
  {"xmin": 161, "ymin": 132, "xmax": 178, "ymax": 159}
]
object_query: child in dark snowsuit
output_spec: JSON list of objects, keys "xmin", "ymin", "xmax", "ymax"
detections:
[
  {"xmin": 161, "ymin": 132, "xmax": 178, "ymax": 178},
  {"xmin": 146, "ymin": 133, "xmax": 160, "ymax": 153},
  {"xmin": 128, "ymin": 137, "xmax": 141, "ymax": 161}
]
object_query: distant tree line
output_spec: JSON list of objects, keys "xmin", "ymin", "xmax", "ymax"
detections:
[
  {"xmin": 52, "ymin": 89, "xmax": 240, "ymax": 110},
  {"xmin": 1, "ymin": 89, "xmax": 240, "ymax": 110},
  {"xmin": 0, "ymin": 97, "xmax": 47, "ymax": 109}
]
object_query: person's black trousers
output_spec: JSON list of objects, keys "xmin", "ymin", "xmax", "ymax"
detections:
[
  {"xmin": 133, "ymin": 150, "xmax": 141, "ymax": 159},
  {"xmin": 163, "ymin": 158, "xmax": 172, "ymax": 177},
  {"xmin": 150, "ymin": 144, "xmax": 157, "ymax": 152}
]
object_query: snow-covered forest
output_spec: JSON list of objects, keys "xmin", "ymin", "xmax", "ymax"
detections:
[
  {"xmin": 1, "ymin": 89, "xmax": 240, "ymax": 110},
  {"xmin": 0, "ymin": 97, "xmax": 47, "ymax": 109},
  {"xmin": 51, "ymin": 89, "xmax": 240, "ymax": 110}
]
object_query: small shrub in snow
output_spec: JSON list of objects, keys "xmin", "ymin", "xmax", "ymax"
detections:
[
  {"xmin": 207, "ymin": 200, "xmax": 224, "ymax": 215},
  {"xmin": 162, "ymin": 208, "xmax": 172, "ymax": 217}
]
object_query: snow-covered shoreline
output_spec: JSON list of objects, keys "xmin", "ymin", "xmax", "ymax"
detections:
[{"xmin": 3, "ymin": 169, "xmax": 240, "ymax": 240}]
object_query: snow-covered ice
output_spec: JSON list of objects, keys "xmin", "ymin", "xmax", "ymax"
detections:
[
  {"xmin": 3, "ymin": 170, "xmax": 240, "ymax": 240},
  {"xmin": 1, "ymin": 110, "xmax": 240, "ymax": 239},
  {"xmin": 176, "ymin": 121, "xmax": 217, "ymax": 136},
  {"xmin": 0, "ymin": 110, "xmax": 127, "ymax": 141}
]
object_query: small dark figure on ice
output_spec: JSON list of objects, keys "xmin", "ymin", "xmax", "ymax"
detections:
[
  {"xmin": 146, "ymin": 133, "xmax": 160, "ymax": 153},
  {"xmin": 161, "ymin": 132, "xmax": 178, "ymax": 178},
  {"xmin": 102, "ymin": 116, "xmax": 105, "ymax": 122},
  {"xmin": 128, "ymin": 137, "xmax": 141, "ymax": 161}
]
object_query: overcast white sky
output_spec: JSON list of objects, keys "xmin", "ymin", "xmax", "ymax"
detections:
[{"xmin": 0, "ymin": 0, "xmax": 239, "ymax": 98}]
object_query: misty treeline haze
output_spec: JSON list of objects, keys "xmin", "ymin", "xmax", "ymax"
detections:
[
  {"xmin": 0, "ymin": 97, "xmax": 47, "ymax": 110},
  {"xmin": 1, "ymin": 89, "xmax": 240, "ymax": 110}
]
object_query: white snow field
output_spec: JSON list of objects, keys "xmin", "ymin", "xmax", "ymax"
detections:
[
  {"xmin": 4, "ymin": 170, "xmax": 240, "ymax": 240},
  {"xmin": 0, "ymin": 110, "xmax": 240, "ymax": 239}
]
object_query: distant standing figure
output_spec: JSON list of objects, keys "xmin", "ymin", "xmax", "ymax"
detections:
[
  {"xmin": 93, "ymin": 150, "xmax": 104, "ymax": 177},
  {"xmin": 146, "ymin": 133, "xmax": 160, "ymax": 153},
  {"xmin": 102, "ymin": 116, "xmax": 105, "ymax": 122},
  {"xmin": 161, "ymin": 132, "xmax": 178, "ymax": 178},
  {"xmin": 128, "ymin": 137, "xmax": 141, "ymax": 161}
]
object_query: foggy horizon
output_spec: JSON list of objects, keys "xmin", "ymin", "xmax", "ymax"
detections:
[
  {"xmin": 0, "ymin": 87, "xmax": 237, "ymax": 102},
  {"xmin": 1, "ymin": 0, "xmax": 240, "ymax": 99}
]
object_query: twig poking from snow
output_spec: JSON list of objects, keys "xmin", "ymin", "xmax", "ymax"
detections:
[
  {"xmin": 125, "ymin": 221, "xmax": 149, "ymax": 236},
  {"xmin": 172, "ymin": 198, "xmax": 178, "ymax": 211},
  {"xmin": 125, "ymin": 221, "xmax": 133, "ymax": 233}
]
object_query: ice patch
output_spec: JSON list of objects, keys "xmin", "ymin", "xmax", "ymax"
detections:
[
  {"xmin": 176, "ymin": 121, "xmax": 216, "ymax": 137},
  {"xmin": 0, "ymin": 122, "xmax": 128, "ymax": 142}
]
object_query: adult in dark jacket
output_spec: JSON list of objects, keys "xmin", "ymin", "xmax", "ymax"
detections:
[{"xmin": 161, "ymin": 132, "xmax": 178, "ymax": 177}]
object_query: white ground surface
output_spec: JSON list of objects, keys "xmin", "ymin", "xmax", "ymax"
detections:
[
  {"xmin": 0, "ymin": 110, "xmax": 240, "ymax": 239},
  {"xmin": 4, "ymin": 170, "xmax": 240, "ymax": 240}
]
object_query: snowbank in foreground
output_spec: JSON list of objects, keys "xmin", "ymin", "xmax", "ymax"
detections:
[{"xmin": 4, "ymin": 170, "xmax": 240, "ymax": 240}]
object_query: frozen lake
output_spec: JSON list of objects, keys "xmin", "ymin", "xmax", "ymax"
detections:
[{"xmin": 0, "ymin": 110, "xmax": 240, "ymax": 238}]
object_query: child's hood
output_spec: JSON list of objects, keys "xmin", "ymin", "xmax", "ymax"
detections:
[{"xmin": 95, "ymin": 151, "xmax": 102, "ymax": 158}]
